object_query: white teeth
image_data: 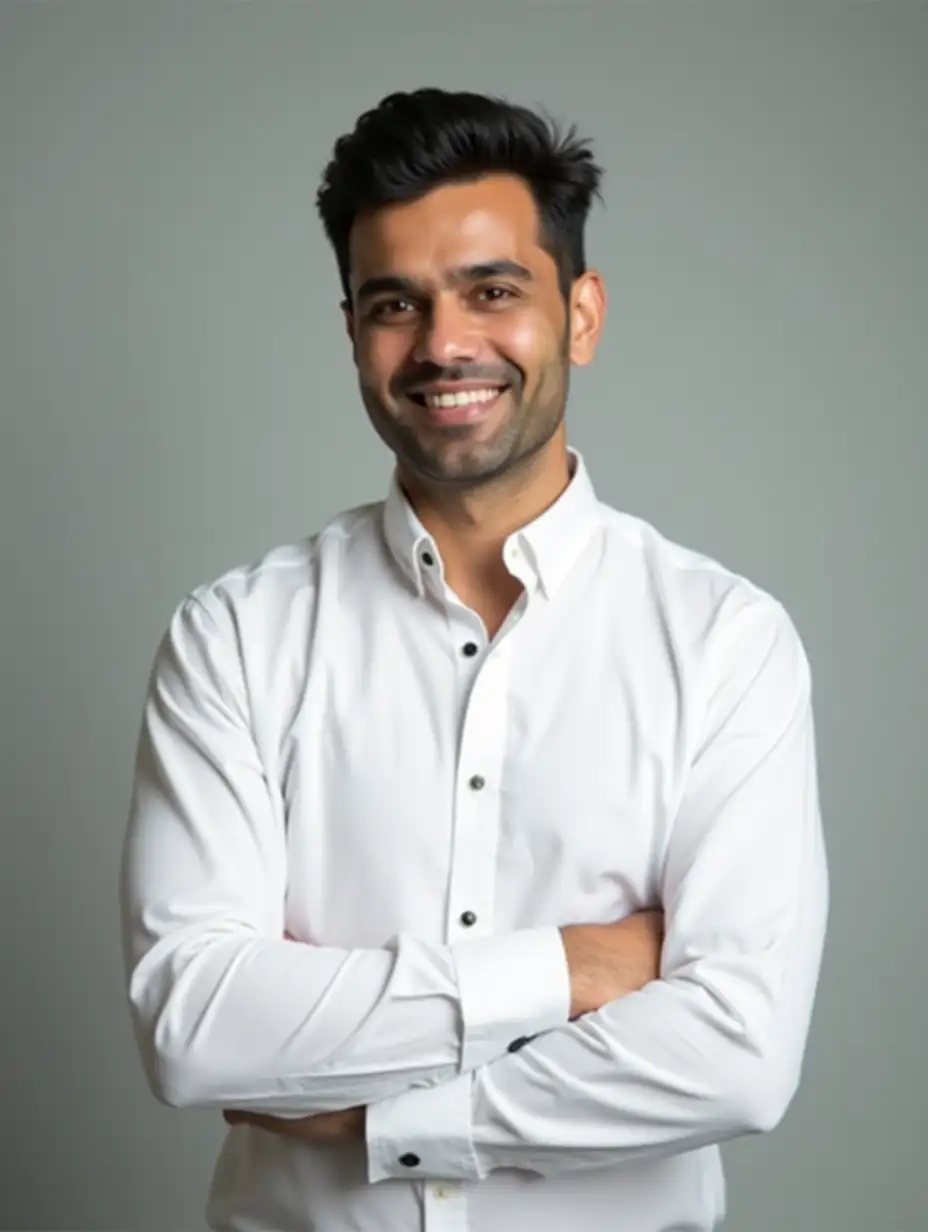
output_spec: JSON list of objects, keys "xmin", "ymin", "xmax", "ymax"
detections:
[{"xmin": 423, "ymin": 388, "xmax": 503, "ymax": 409}]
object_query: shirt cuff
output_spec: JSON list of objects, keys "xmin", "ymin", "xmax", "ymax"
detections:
[
  {"xmin": 451, "ymin": 925, "xmax": 571, "ymax": 1072},
  {"xmin": 366, "ymin": 1071, "xmax": 481, "ymax": 1184}
]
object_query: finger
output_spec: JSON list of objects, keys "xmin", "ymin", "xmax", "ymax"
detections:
[{"xmin": 224, "ymin": 1110, "xmax": 276, "ymax": 1130}]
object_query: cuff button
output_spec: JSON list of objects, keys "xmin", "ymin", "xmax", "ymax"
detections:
[{"xmin": 399, "ymin": 1152, "xmax": 421, "ymax": 1168}]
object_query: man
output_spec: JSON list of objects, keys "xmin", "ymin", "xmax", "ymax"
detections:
[{"xmin": 120, "ymin": 88, "xmax": 828, "ymax": 1232}]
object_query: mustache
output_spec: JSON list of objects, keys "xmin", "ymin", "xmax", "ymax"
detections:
[{"xmin": 394, "ymin": 363, "xmax": 520, "ymax": 395}]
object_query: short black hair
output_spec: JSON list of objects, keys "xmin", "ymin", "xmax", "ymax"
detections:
[{"xmin": 316, "ymin": 88, "xmax": 604, "ymax": 306}]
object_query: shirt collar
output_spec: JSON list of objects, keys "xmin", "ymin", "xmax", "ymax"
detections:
[{"xmin": 381, "ymin": 446, "xmax": 603, "ymax": 601}]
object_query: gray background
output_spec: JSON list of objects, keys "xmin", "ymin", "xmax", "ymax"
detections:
[{"xmin": 1, "ymin": 2, "xmax": 924, "ymax": 1229}]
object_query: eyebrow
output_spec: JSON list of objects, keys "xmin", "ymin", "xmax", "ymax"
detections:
[{"xmin": 355, "ymin": 260, "xmax": 534, "ymax": 304}]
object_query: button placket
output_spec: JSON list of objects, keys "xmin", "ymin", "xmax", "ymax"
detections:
[{"xmin": 444, "ymin": 645, "xmax": 510, "ymax": 942}]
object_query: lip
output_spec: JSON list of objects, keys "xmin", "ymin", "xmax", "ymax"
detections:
[
  {"xmin": 404, "ymin": 384, "xmax": 507, "ymax": 428},
  {"xmin": 409, "ymin": 381, "xmax": 508, "ymax": 396},
  {"xmin": 418, "ymin": 388, "xmax": 507, "ymax": 426}
]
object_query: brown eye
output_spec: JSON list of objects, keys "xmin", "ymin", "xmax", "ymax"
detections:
[
  {"xmin": 370, "ymin": 298, "xmax": 416, "ymax": 322},
  {"xmin": 477, "ymin": 285, "xmax": 516, "ymax": 305}
]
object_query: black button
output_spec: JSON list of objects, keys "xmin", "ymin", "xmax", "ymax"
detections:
[
  {"xmin": 462, "ymin": 642, "xmax": 479, "ymax": 657},
  {"xmin": 508, "ymin": 1034, "xmax": 533, "ymax": 1053},
  {"xmin": 421, "ymin": 551, "xmax": 434, "ymax": 567},
  {"xmin": 469, "ymin": 775, "xmax": 485, "ymax": 791},
  {"xmin": 459, "ymin": 910, "xmax": 477, "ymax": 927},
  {"xmin": 399, "ymin": 1152, "xmax": 421, "ymax": 1167}
]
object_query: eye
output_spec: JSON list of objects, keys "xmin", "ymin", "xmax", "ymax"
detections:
[
  {"xmin": 476, "ymin": 285, "xmax": 517, "ymax": 305},
  {"xmin": 368, "ymin": 298, "xmax": 417, "ymax": 322}
]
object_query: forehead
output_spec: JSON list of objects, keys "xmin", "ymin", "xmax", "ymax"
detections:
[{"xmin": 348, "ymin": 174, "xmax": 553, "ymax": 284}]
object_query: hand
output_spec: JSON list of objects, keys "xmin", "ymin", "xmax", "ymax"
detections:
[
  {"xmin": 561, "ymin": 907, "xmax": 664, "ymax": 1020},
  {"xmin": 222, "ymin": 1105, "xmax": 366, "ymax": 1145}
]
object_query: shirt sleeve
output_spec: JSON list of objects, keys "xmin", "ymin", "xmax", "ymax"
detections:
[
  {"xmin": 119, "ymin": 591, "xmax": 571, "ymax": 1116},
  {"xmin": 365, "ymin": 595, "xmax": 828, "ymax": 1182}
]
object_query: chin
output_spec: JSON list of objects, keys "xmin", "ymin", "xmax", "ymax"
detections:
[{"xmin": 419, "ymin": 446, "xmax": 518, "ymax": 487}]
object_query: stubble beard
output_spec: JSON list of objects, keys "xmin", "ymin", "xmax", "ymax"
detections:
[{"xmin": 363, "ymin": 358, "xmax": 570, "ymax": 491}]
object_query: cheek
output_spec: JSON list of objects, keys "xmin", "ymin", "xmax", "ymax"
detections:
[
  {"xmin": 357, "ymin": 335, "xmax": 404, "ymax": 390},
  {"xmin": 499, "ymin": 318, "xmax": 535, "ymax": 357},
  {"xmin": 494, "ymin": 313, "xmax": 561, "ymax": 382}
]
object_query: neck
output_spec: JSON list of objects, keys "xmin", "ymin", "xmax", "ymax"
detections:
[{"xmin": 397, "ymin": 431, "xmax": 572, "ymax": 584}]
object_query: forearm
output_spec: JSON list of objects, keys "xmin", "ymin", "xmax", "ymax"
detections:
[
  {"xmin": 367, "ymin": 604, "xmax": 829, "ymax": 1182},
  {"xmin": 121, "ymin": 593, "xmax": 570, "ymax": 1116},
  {"xmin": 368, "ymin": 854, "xmax": 827, "ymax": 1183},
  {"xmin": 123, "ymin": 914, "xmax": 569, "ymax": 1115},
  {"xmin": 471, "ymin": 894, "xmax": 827, "ymax": 1178}
]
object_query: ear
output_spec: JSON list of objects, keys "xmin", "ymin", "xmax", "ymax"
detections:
[
  {"xmin": 341, "ymin": 299, "xmax": 355, "ymax": 346},
  {"xmin": 567, "ymin": 270, "xmax": 607, "ymax": 367}
]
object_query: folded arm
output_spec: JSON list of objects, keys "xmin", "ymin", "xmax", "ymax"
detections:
[
  {"xmin": 366, "ymin": 596, "xmax": 829, "ymax": 1182},
  {"xmin": 119, "ymin": 592, "xmax": 570, "ymax": 1115}
]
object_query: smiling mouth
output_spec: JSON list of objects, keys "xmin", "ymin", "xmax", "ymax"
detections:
[{"xmin": 407, "ymin": 385, "xmax": 509, "ymax": 409}]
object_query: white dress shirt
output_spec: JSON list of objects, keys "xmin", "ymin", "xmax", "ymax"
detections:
[{"xmin": 120, "ymin": 446, "xmax": 828, "ymax": 1232}]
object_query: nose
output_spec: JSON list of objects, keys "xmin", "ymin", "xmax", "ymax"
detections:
[{"xmin": 411, "ymin": 294, "xmax": 480, "ymax": 367}]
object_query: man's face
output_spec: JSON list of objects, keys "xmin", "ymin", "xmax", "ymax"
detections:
[{"xmin": 344, "ymin": 174, "xmax": 601, "ymax": 488}]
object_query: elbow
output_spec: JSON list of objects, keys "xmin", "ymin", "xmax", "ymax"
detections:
[
  {"xmin": 125, "ymin": 940, "xmax": 252, "ymax": 1110},
  {"xmin": 143, "ymin": 1039, "xmax": 246, "ymax": 1110},
  {"xmin": 129, "ymin": 1001, "xmax": 226, "ymax": 1110},
  {"xmin": 724, "ymin": 1055, "xmax": 802, "ymax": 1137},
  {"xmin": 134, "ymin": 1027, "xmax": 211, "ymax": 1109},
  {"xmin": 146, "ymin": 1052, "xmax": 208, "ymax": 1110}
]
